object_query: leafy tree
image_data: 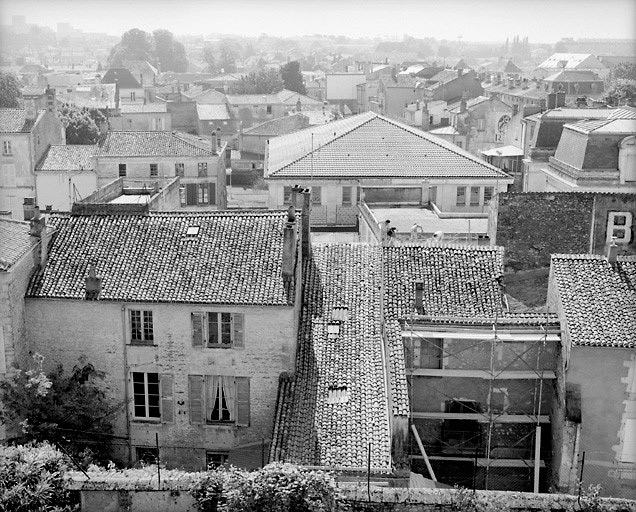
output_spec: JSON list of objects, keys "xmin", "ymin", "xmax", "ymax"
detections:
[
  {"xmin": 554, "ymin": 40, "xmax": 568, "ymax": 53},
  {"xmin": 235, "ymin": 68, "xmax": 283, "ymax": 94},
  {"xmin": 0, "ymin": 353, "xmax": 120, "ymax": 462},
  {"xmin": 0, "ymin": 71, "xmax": 21, "ymax": 108},
  {"xmin": 153, "ymin": 29, "xmax": 188, "ymax": 73},
  {"xmin": 108, "ymin": 28, "xmax": 155, "ymax": 67},
  {"xmin": 281, "ymin": 60, "xmax": 306, "ymax": 95},
  {"xmin": 57, "ymin": 103, "xmax": 105, "ymax": 145},
  {"xmin": 218, "ymin": 39, "xmax": 240, "ymax": 73},
  {"xmin": 606, "ymin": 62, "xmax": 636, "ymax": 82},
  {"xmin": 202, "ymin": 43, "xmax": 218, "ymax": 75},
  {"xmin": 603, "ymin": 79, "xmax": 636, "ymax": 106},
  {"xmin": 438, "ymin": 44, "xmax": 451, "ymax": 63},
  {"xmin": 0, "ymin": 442, "xmax": 80, "ymax": 512}
]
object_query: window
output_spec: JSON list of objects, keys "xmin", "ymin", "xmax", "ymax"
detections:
[
  {"xmin": 470, "ymin": 186, "xmax": 480, "ymax": 206},
  {"xmin": 130, "ymin": 92, "xmax": 136, "ymax": 101},
  {"xmin": 456, "ymin": 186, "xmax": 466, "ymax": 206},
  {"xmin": 198, "ymin": 162, "xmax": 208, "ymax": 177},
  {"xmin": 136, "ymin": 447, "xmax": 159, "ymax": 464},
  {"xmin": 429, "ymin": 186, "xmax": 437, "ymax": 204},
  {"xmin": 404, "ymin": 337, "xmax": 443, "ymax": 369},
  {"xmin": 188, "ymin": 375, "xmax": 250, "ymax": 426},
  {"xmin": 477, "ymin": 119, "xmax": 485, "ymax": 131},
  {"xmin": 283, "ymin": 186, "xmax": 292, "ymax": 203},
  {"xmin": 198, "ymin": 184, "xmax": 209, "ymax": 204},
  {"xmin": 484, "ymin": 186, "xmax": 494, "ymax": 203},
  {"xmin": 311, "ymin": 186, "xmax": 321, "ymax": 205},
  {"xmin": 119, "ymin": 164, "xmax": 127, "ymax": 177},
  {"xmin": 457, "ymin": 141, "xmax": 463, "ymax": 149},
  {"xmin": 192, "ymin": 312, "xmax": 244, "ymax": 348},
  {"xmin": 150, "ymin": 163, "xmax": 158, "ymax": 177},
  {"xmin": 2, "ymin": 141, "xmax": 11, "ymax": 155},
  {"xmin": 206, "ymin": 452, "xmax": 229, "ymax": 469},
  {"xmin": 342, "ymin": 186, "xmax": 352, "ymax": 206},
  {"xmin": 130, "ymin": 310, "xmax": 154, "ymax": 344},
  {"xmin": 132, "ymin": 372, "xmax": 160, "ymax": 419},
  {"xmin": 442, "ymin": 400, "xmax": 481, "ymax": 448},
  {"xmin": 175, "ymin": 163, "xmax": 185, "ymax": 177},
  {"xmin": 266, "ymin": 105, "xmax": 272, "ymax": 114}
]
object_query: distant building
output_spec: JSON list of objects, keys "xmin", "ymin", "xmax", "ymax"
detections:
[
  {"xmin": 116, "ymin": 103, "xmax": 172, "ymax": 132},
  {"xmin": 533, "ymin": 53, "xmax": 606, "ymax": 79},
  {"xmin": 101, "ymin": 68, "xmax": 144, "ymax": 104}
]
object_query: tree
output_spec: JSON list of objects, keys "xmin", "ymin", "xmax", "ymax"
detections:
[
  {"xmin": 603, "ymin": 63, "xmax": 636, "ymax": 106},
  {"xmin": 554, "ymin": 40, "xmax": 568, "ymax": 53},
  {"xmin": 606, "ymin": 62, "xmax": 636, "ymax": 82},
  {"xmin": 107, "ymin": 28, "xmax": 154, "ymax": 67},
  {"xmin": 281, "ymin": 61, "xmax": 306, "ymax": 95},
  {"xmin": 0, "ymin": 71, "xmax": 21, "ymax": 108},
  {"xmin": 153, "ymin": 29, "xmax": 188, "ymax": 73},
  {"xmin": 218, "ymin": 39, "xmax": 240, "ymax": 73},
  {"xmin": 0, "ymin": 353, "xmax": 120, "ymax": 461},
  {"xmin": 235, "ymin": 69, "xmax": 283, "ymax": 94},
  {"xmin": 438, "ymin": 44, "xmax": 451, "ymax": 64},
  {"xmin": 57, "ymin": 103, "xmax": 105, "ymax": 145},
  {"xmin": 202, "ymin": 44, "xmax": 218, "ymax": 74}
]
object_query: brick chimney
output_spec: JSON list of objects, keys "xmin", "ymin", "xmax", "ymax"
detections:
[
  {"xmin": 25, "ymin": 99, "xmax": 37, "ymax": 121},
  {"xmin": 547, "ymin": 93, "xmax": 557, "ymax": 110},
  {"xmin": 211, "ymin": 129, "xmax": 218, "ymax": 155},
  {"xmin": 282, "ymin": 206, "xmax": 297, "ymax": 282},
  {"xmin": 45, "ymin": 86, "xmax": 56, "ymax": 114},
  {"xmin": 85, "ymin": 263, "xmax": 102, "ymax": 300},
  {"xmin": 556, "ymin": 91, "xmax": 566, "ymax": 108},
  {"xmin": 414, "ymin": 281, "xmax": 424, "ymax": 314},
  {"xmin": 300, "ymin": 188, "xmax": 311, "ymax": 257},
  {"xmin": 29, "ymin": 206, "xmax": 48, "ymax": 266},
  {"xmin": 421, "ymin": 102, "xmax": 430, "ymax": 131}
]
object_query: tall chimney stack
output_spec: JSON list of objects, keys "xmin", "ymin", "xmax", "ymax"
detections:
[
  {"xmin": 29, "ymin": 206, "xmax": 48, "ymax": 266},
  {"xmin": 301, "ymin": 188, "xmax": 311, "ymax": 257},
  {"xmin": 85, "ymin": 263, "xmax": 102, "ymax": 300},
  {"xmin": 282, "ymin": 206, "xmax": 297, "ymax": 282}
]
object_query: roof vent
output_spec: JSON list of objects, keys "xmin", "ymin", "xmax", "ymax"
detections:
[
  {"xmin": 327, "ymin": 386, "xmax": 349, "ymax": 404},
  {"xmin": 186, "ymin": 226, "xmax": 200, "ymax": 236},
  {"xmin": 85, "ymin": 264, "xmax": 102, "ymax": 300},
  {"xmin": 327, "ymin": 321, "xmax": 341, "ymax": 339}
]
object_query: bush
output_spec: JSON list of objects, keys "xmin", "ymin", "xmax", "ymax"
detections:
[
  {"xmin": 190, "ymin": 463, "xmax": 340, "ymax": 512},
  {"xmin": 0, "ymin": 442, "xmax": 79, "ymax": 512}
]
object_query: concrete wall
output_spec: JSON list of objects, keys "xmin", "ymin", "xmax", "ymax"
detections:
[
  {"xmin": 116, "ymin": 112, "xmax": 172, "ymax": 132},
  {"xmin": 453, "ymin": 99, "xmax": 515, "ymax": 157},
  {"xmin": 166, "ymin": 101, "xmax": 199, "ymax": 135},
  {"xmin": 35, "ymin": 171, "xmax": 98, "ymax": 211},
  {"xmin": 25, "ymin": 299, "xmax": 296, "ymax": 469},
  {"xmin": 326, "ymin": 73, "xmax": 366, "ymax": 101}
]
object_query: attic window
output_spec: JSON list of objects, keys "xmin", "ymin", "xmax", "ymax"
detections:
[
  {"xmin": 327, "ymin": 386, "xmax": 349, "ymax": 404},
  {"xmin": 331, "ymin": 306, "xmax": 349, "ymax": 322},
  {"xmin": 186, "ymin": 226, "xmax": 200, "ymax": 236},
  {"xmin": 327, "ymin": 321, "xmax": 340, "ymax": 339}
]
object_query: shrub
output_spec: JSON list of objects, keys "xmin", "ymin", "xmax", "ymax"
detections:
[{"xmin": 0, "ymin": 442, "xmax": 79, "ymax": 512}]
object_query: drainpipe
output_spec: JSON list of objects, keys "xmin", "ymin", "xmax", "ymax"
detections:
[{"xmin": 121, "ymin": 304, "xmax": 132, "ymax": 465}]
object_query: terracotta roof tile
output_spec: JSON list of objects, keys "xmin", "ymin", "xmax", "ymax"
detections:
[
  {"xmin": 36, "ymin": 145, "xmax": 95, "ymax": 172},
  {"xmin": 27, "ymin": 211, "xmax": 295, "ymax": 305},
  {"xmin": 271, "ymin": 244, "xmax": 392, "ymax": 471},
  {"xmin": 243, "ymin": 113, "xmax": 309, "ymax": 136},
  {"xmin": 0, "ymin": 219, "xmax": 37, "ymax": 271},
  {"xmin": 268, "ymin": 114, "xmax": 510, "ymax": 180},
  {"xmin": 551, "ymin": 254, "xmax": 636, "ymax": 348},
  {"xmin": 95, "ymin": 131, "xmax": 217, "ymax": 158},
  {"xmin": 0, "ymin": 109, "xmax": 44, "ymax": 133}
]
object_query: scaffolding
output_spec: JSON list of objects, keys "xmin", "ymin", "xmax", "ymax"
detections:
[{"xmin": 404, "ymin": 310, "xmax": 559, "ymax": 491}]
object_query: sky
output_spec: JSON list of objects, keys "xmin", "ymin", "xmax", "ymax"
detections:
[{"xmin": 1, "ymin": 0, "xmax": 635, "ymax": 43}]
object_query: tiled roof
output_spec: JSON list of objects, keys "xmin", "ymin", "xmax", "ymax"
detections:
[
  {"xmin": 538, "ymin": 53, "xmax": 604, "ymax": 70},
  {"xmin": 383, "ymin": 245, "xmax": 505, "ymax": 319},
  {"xmin": 196, "ymin": 104, "xmax": 231, "ymax": 121},
  {"xmin": 538, "ymin": 108, "xmax": 614, "ymax": 120},
  {"xmin": 429, "ymin": 126, "xmax": 460, "ymax": 135},
  {"xmin": 543, "ymin": 70, "xmax": 602, "ymax": 82},
  {"xmin": 268, "ymin": 113, "xmax": 510, "ymax": 180},
  {"xmin": 101, "ymin": 68, "xmax": 142, "ymax": 89},
  {"xmin": 277, "ymin": 90, "xmax": 323, "ymax": 105},
  {"xmin": 243, "ymin": 113, "xmax": 309, "ymax": 136},
  {"xmin": 226, "ymin": 93, "xmax": 281, "ymax": 105},
  {"xmin": 448, "ymin": 95, "xmax": 490, "ymax": 114},
  {"xmin": 22, "ymin": 85, "xmax": 47, "ymax": 96},
  {"xmin": 119, "ymin": 103, "xmax": 168, "ymax": 114},
  {"xmin": 0, "ymin": 219, "xmax": 38, "ymax": 271},
  {"xmin": 36, "ymin": 145, "xmax": 95, "ymax": 172},
  {"xmin": 270, "ymin": 244, "xmax": 392, "ymax": 471},
  {"xmin": 187, "ymin": 89, "xmax": 227, "ymax": 104},
  {"xmin": 95, "ymin": 131, "xmax": 216, "ymax": 157},
  {"xmin": 608, "ymin": 107, "xmax": 636, "ymax": 120},
  {"xmin": 0, "ymin": 109, "xmax": 44, "ymax": 133},
  {"xmin": 380, "ymin": 74, "xmax": 417, "ymax": 88},
  {"xmin": 27, "ymin": 211, "xmax": 295, "ymax": 305},
  {"xmin": 551, "ymin": 254, "xmax": 636, "ymax": 348}
]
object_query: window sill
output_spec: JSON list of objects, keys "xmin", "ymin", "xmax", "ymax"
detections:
[
  {"xmin": 205, "ymin": 421, "xmax": 236, "ymax": 427},
  {"xmin": 132, "ymin": 418, "xmax": 161, "ymax": 424},
  {"xmin": 129, "ymin": 342, "xmax": 157, "ymax": 347},
  {"xmin": 203, "ymin": 344, "xmax": 235, "ymax": 349}
]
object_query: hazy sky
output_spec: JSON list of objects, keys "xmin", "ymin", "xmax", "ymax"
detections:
[{"xmin": 1, "ymin": 0, "xmax": 635, "ymax": 43}]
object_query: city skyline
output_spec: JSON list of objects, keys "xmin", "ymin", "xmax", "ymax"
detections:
[{"xmin": 1, "ymin": 0, "xmax": 635, "ymax": 43}]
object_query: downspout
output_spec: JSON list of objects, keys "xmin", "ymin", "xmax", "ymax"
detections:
[{"xmin": 121, "ymin": 304, "xmax": 132, "ymax": 465}]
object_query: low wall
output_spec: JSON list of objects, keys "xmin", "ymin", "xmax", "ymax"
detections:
[{"xmin": 66, "ymin": 472, "xmax": 635, "ymax": 512}]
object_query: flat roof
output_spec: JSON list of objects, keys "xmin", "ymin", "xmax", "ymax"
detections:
[
  {"xmin": 369, "ymin": 207, "xmax": 488, "ymax": 234},
  {"xmin": 108, "ymin": 194, "xmax": 150, "ymax": 204}
]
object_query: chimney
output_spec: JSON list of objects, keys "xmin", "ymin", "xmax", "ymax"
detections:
[
  {"xmin": 45, "ymin": 86, "xmax": 56, "ymax": 113},
  {"xmin": 25, "ymin": 99, "xmax": 37, "ymax": 121},
  {"xmin": 414, "ymin": 281, "xmax": 424, "ymax": 314},
  {"xmin": 300, "ymin": 188, "xmax": 311, "ymax": 257},
  {"xmin": 85, "ymin": 263, "xmax": 102, "ymax": 300},
  {"xmin": 556, "ymin": 91, "xmax": 566, "ymax": 108},
  {"xmin": 457, "ymin": 68, "xmax": 463, "ymax": 77},
  {"xmin": 421, "ymin": 102, "xmax": 430, "ymax": 131},
  {"xmin": 296, "ymin": 98, "xmax": 302, "ymax": 112},
  {"xmin": 282, "ymin": 206, "xmax": 297, "ymax": 282},
  {"xmin": 539, "ymin": 98, "xmax": 547, "ymax": 111},
  {"xmin": 29, "ymin": 206, "xmax": 48, "ymax": 266},
  {"xmin": 211, "ymin": 129, "xmax": 218, "ymax": 155},
  {"xmin": 460, "ymin": 94, "xmax": 467, "ymax": 114},
  {"xmin": 547, "ymin": 93, "xmax": 557, "ymax": 110},
  {"xmin": 508, "ymin": 78, "xmax": 514, "ymax": 89},
  {"xmin": 607, "ymin": 239, "xmax": 618, "ymax": 266}
]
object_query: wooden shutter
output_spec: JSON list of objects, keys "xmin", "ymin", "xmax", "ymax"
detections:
[
  {"xmin": 236, "ymin": 377, "xmax": 250, "ymax": 426},
  {"xmin": 232, "ymin": 313, "xmax": 244, "ymax": 348},
  {"xmin": 189, "ymin": 375, "xmax": 204, "ymax": 424},
  {"xmin": 160, "ymin": 374, "xmax": 174, "ymax": 423},
  {"xmin": 186, "ymin": 184, "xmax": 197, "ymax": 205},
  {"xmin": 208, "ymin": 183, "xmax": 216, "ymax": 205},
  {"xmin": 192, "ymin": 313, "xmax": 204, "ymax": 347}
]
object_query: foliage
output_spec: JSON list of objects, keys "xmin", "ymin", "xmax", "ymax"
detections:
[
  {"xmin": 606, "ymin": 62, "xmax": 636, "ymax": 82},
  {"xmin": 0, "ymin": 353, "xmax": 119, "ymax": 462},
  {"xmin": 602, "ymin": 79, "xmax": 636, "ymax": 106},
  {"xmin": 0, "ymin": 442, "xmax": 80, "ymax": 512},
  {"xmin": 0, "ymin": 71, "xmax": 21, "ymax": 108},
  {"xmin": 235, "ymin": 69, "xmax": 284, "ymax": 95},
  {"xmin": 281, "ymin": 61, "xmax": 306, "ymax": 95},
  {"xmin": 554, "ymin": 40, "xmax": 569, "ymax": 53},
  {"xmin": 153, "ymin": 29, "xmax": 188, "ymax": 73},
  {"xmin": 203, "ymin": 43, "xmax": 218, "ymax": 75},
  {"xmin": 189, "ymin": 463, "xmax": 340, "ymax": 512},
  {"xmin": 108, "ymin": 28, "xmax": 188, "ymax": 72},
  {"xmin": 218, "ymin": 39, "xmax": 240, "ymax": 74},
  {"xmin": 437, "ymin": 45, "xmax": 451, "ymax": 60},
  {"xmin": 57, "ymin": 103, "xmax": 105, "ymax": 144}
]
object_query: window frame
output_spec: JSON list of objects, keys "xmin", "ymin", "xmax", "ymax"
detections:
[
  {"xmin": 189, "ymin": 374, "xmax": 250, "ymax": 427},
  {"xmin": 342, "ymin": 186, "xmax": 352, "ymax": 206},
  {"xmin": 283, "ymin": 186, "xmax": 292, "ymax": 203},
  {"xmin": 456, "ymin": 186, "xmax": 466, "ymax": 206},
  {"xmin": 198, "ymin": 162, "xmax": 208, "ymax": 177},
  {"xmin": 175, "ymin": 162, "xmax": 185, "ymax": 177},
  {"xmin": 119, "ymin": 163, "xmax": 127, "ymax": 177},
  {"xmin": 2, "ymin": 140, "xmax": 12, "ymax": 156},
  {"xmin": 192, "ymin": 312, "xmax": 244, "ymax": 348},
  {"xmin": 470, "ymin": 186, "xmax": 480, "ymax": 206},
  {"xmin": 130, "ymin": 309, "xmax": 154, "ymax": 345},
  {"xmin": 150, "ymin": 163, "xmax": 158, "ymax": 177},
  {"xmin": 311, "ymin": 186, "xmax": 322, "ymax": 205},
  {"xmin": 132, "ymin": 372, "xmax": 161, "ymax": 420}
]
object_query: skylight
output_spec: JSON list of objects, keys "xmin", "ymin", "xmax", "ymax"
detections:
[{"xmin": 186, "ymin": 226, "xmax": 200, "ymax": 236}]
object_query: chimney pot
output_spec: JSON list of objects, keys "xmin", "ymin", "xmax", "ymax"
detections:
[{"xmin": 607, "ymin": 239, "xmax": 618, "ymax": 266}]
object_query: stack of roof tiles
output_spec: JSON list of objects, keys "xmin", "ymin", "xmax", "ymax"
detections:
[
  {"xmin": 271, "ymin": 244, "xmax": 392, "ymax": 471},
  {"xmin": 28, "ymin": 211, "xmax": 295, "ymax": 306},
  {"xmin": 551, "ymin": 254, "xmax": 636, "ymax": 348}
]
